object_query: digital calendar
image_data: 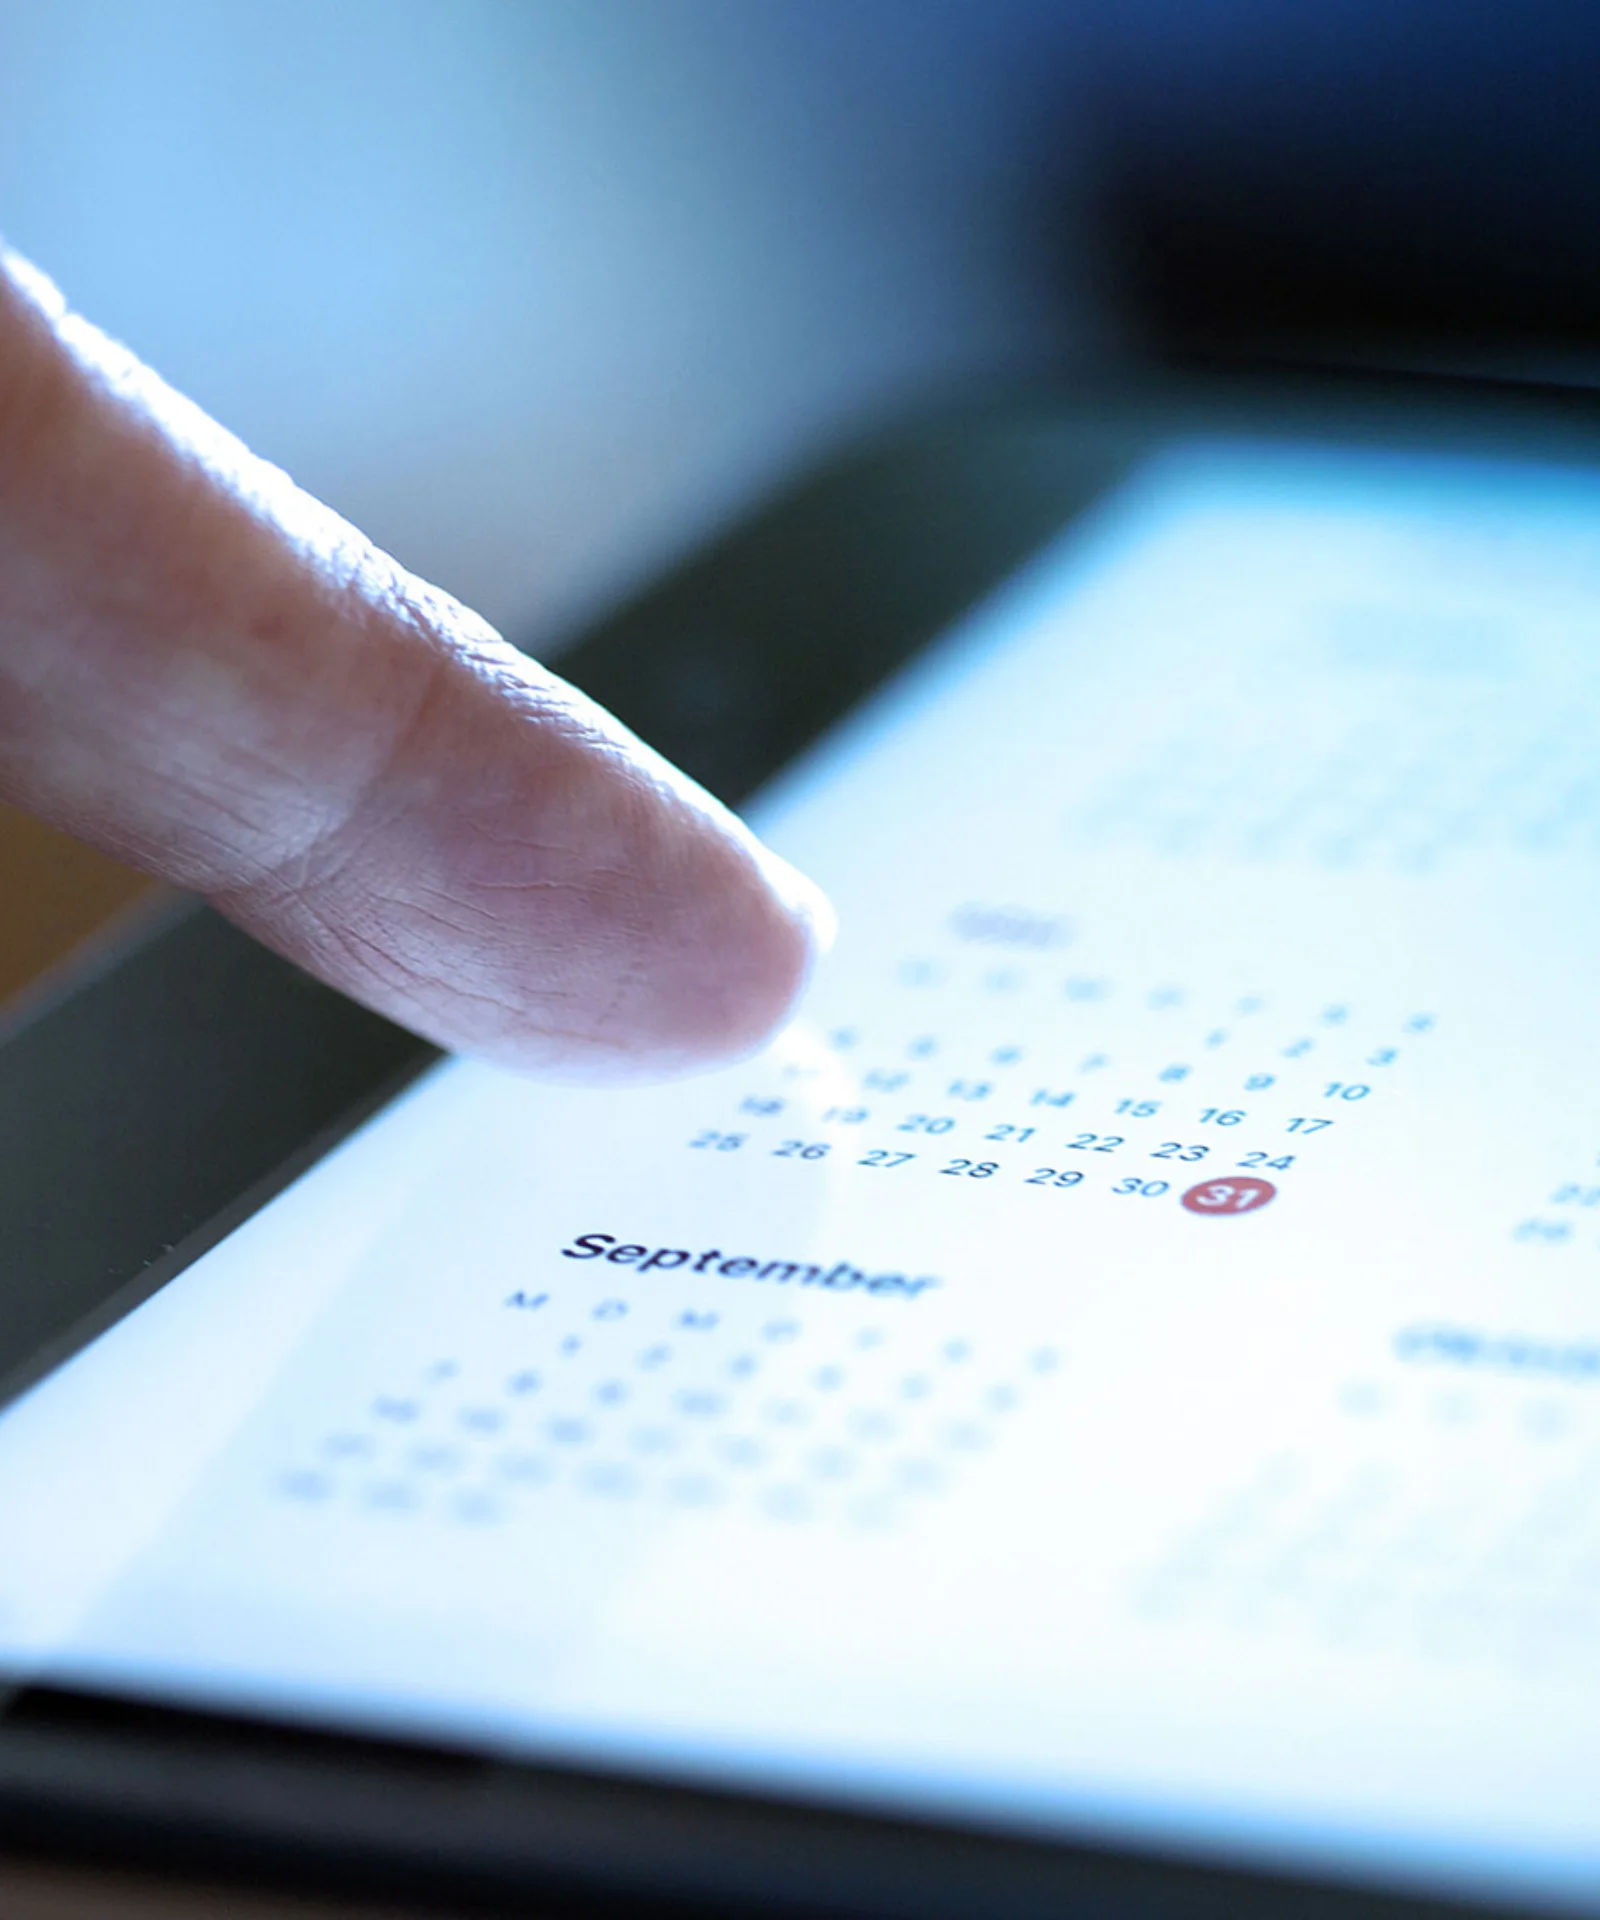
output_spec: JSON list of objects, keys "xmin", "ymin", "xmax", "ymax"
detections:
[{"xmin": 7, "ymin": 439, "xmax": 1600, "ymax": 1903}]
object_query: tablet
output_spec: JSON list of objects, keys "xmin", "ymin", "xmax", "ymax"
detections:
[{"xmin": 4, "ymin": 372, "xmax": 1600, "ymax": 1918}]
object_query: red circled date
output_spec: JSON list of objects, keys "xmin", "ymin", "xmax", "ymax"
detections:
[{"xmin": 1181, "ymin": 1176, "xmax": 1277, "ymax": 1216}]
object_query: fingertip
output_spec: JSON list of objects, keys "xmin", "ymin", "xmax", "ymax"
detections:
[
  {"xmin": 755, "ymin": 843, "xmax": 839, "ymax": 961},
  {"xmin": 579, "ymin": 826, "xmax": 834, "ymax": 1085},
  {"xmin": 707, "ymin": 843, "xmax": 835, "ymax": 1067},
  {"xmin": 506, "ymin": 713, "xmax": 836, "ymax": 1082}
]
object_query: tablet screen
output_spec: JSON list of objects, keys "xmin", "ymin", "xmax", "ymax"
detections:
[{"xmin": 5, "ymin": 438, "xmax": 1600, "ymax": 1911}]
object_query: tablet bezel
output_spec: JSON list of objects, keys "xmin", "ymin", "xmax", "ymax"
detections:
[{"xmin": 4, "ymin": 363, "xmax": 1598, "ymax": 1918}]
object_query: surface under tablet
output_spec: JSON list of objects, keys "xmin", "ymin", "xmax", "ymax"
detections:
[{"xmin": 5, "ymin": 437, "xmax": 1600, "ymax": 1913}]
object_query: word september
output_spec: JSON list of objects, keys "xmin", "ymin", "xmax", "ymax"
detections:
[{"xmin": 561, "ymin": 1232, "xmax": 939, "ymax": 1299}]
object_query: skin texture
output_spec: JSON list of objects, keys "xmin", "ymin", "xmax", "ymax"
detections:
[{"xmin": 0, "ymin": 249, "xmax": 832, "ymax": 1080}]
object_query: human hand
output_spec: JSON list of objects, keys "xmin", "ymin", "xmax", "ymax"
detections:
[{"xmin": 0, "ymin": 249, "xmax": 832, "ymax": 1079}]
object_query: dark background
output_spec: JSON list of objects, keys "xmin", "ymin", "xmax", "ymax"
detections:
[{"xmin": 1082, "ymin": 0, "xmax": 1600, "ymax": 372}]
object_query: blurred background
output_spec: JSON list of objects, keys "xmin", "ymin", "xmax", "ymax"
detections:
[
  {"xmin": 4, "ymin": 0, "xmax": 1600, "ymax": 1003},
  {"xmin": 0, "ymin": 0, "xmax": 1100, "ymax": 995}
]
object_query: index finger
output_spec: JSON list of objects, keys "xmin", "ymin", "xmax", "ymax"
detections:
[{"xmin": 0, "ymin": 250, "xmax": 832, "ymax": 1079}]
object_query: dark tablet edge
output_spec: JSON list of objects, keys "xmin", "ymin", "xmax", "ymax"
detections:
[
  {"xmin": 0, "ymin": 1022, "xmax": 438, "ymax": 1414},
  {"xmin": 0, "ymin": 1680, "xmax": 1519, "ymax": 1920},
  {"xmin": 0, "ymin": 902, "xmax": 438, "ymax": 1408},
  {"xmin": 0, "ymin": 886, "xmax": 194, "ymax": 1053}
]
